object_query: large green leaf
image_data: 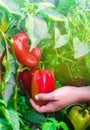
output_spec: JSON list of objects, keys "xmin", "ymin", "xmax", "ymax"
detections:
[
  {"xmin": 42, "ymin": 122, "xmax": 56, "ymax": 130},
  {"xmin": 73, "ymin": 37, "xmax": 90, "ymax": 59},
  {"xmin": 58, "ymin": 121, "xmax": 69, "ymax": 130},
  {"xmin": 0, "ymin": 118, "xmax": 11, "ymax": 130},
  {"xmin": 0, "ymin": 42, "xmax": 5, "ymax": 58},
  {"xmin": 0, "ymin": 2, "xmax": 11, "ymax": 33},
  {"xmin": 25, "ymin": 14, "xmax": 48, "ymax": 49},
  {"xmin": 8, "ymin": 109, "xmax": 20, "ymax": 130},
  {"xmin": 27, "ymin": 110, "xmax": 46, "ymax": 124},
  {"xmin": 31, "ymin": 0, "xmax": 58, "ymax": 5},
  {"xmin": 54, "ymin": 27, "xmax": 68, "ymax": 48},
  {"xmin": 0, "ymin": 1, "xmax": 12, "ymax": 13},
  {"xmin": 0, "ymin": 105, "xmax": 20, "ymax": 130},
  {"xmin": 2, "ymin": 51, "xmax": 18, "ymax": 103},
  {"xmin": 3, "ymin": 74, "xmax": 16, "ymax": 103},
  {"xmin": 0, "ymin": 0, "xmax": 26, "ymax": 15},
  {"xmin": 0, "ymin": 1, "xmax": 22, "ymax": 40},
  {"xmin": 57, "ymin": 0, "xmax": 78, "ymax": 15},
  {"xmin": 38, "ymin": 7, "xmax": 65, "ymax": 22}
]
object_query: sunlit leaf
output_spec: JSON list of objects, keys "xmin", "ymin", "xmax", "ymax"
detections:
[
  {"xmin": 0, "ymin": 1, "xmax": 12, "ymax": 13},
  {"xmin": 25, "ymin": 14, "xmax": 48, "ymax": 49},
  {"xmin": 0, "ymin": 107, "xmax": 20, "ymax": 130},
  {"xmin": 2, "ymin": 52, "xmax": 18, "ymax": 103},
  {"xmin": 33, "ymin": 0, "xmax": 58, "ymax": 6},
  {"xmin": 57, "ymin": 0, "xmax": 77, "ymax": 15},
  {"xmin": 3, "ymin": 74, "xmax": 16, "ymax": 103},
  {"xmin": 42, "ymin": 122, "xmax": 56, "ymax": 130},
  {"xmin": 0, "ymin": 0, "xmax": 26, "ymax": 15},
  {"xmin": 85, "ymin": 54, "xmax": 90, "ymax": 72},
  {"xmin": 54, "ymin": 28, "xmax": 68, "ymax": 48},
  {"xmin": 8, "ymin": 109, "xmax": 20, "ymax": 130},
  {"xmin": 73, "ymin": 37, "xmax": 90, "ymax": 59},
  {"xmin": 58, "ymin": 121, "xmax": 69, "ymax": 130},
  {"xmin": 39, "ymin": 2, "xmax": 56, "ymax": 8},
  {"xmin": 38, "ymin": 7, "xmax": 65, "ymax": 22},
  {"xmin": 0, "ymin": 42, "xmax": 5, "ymax": 58},
  {"xmin": 0, "ymin": 2, "xmax": 11, "ymax": 33}
]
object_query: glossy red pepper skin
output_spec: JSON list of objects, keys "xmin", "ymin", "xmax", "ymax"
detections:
[
  {"xmin": 18, "ymin": 71, "xmax": 25, "ymax": 83},
  {"xmin": 13, "ymin": 32, "xmax": 41, "ymax": 67},
  {"xmin": 22, "ymin": 67, "xmax": 39, "ymax": 95},
  {"xmin": 31, "ymin": 70, "xmax": 55, "ymax": 106}
]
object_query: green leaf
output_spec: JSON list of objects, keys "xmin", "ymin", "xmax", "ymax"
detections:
[
  {"xmin": 4, "ymin": 65, "xmax": 11, "ymax": 83},
  {"xmin": 38, "ymin": 2, "xmax": 56, "ymax": 8},
  {"xmin": 27, "ymin": 110, "xmax": 46, "ymax": 124},
  {"xmin": 0, "ymin": 42, "xmax": 5, "ymax": 58},
  {"xmin": 85, "ymin": 54, "xmax": 90, "ymax": 72},
  {"xmin": 42, "ymin": 122, "xmax": 56, "ymax": 130},
  {"xmin": 73, "ymin": 37, "xmax": 90, "ymax": 59},
  {"xmin": 0, "ymin": 1, "xmax": 12, "ymax": 14},
  {"xmin": 0, "ymin": 1, "xmax": 21, "ymax": 39},
  {"xmin": 0, "ymin": 100, "xmax": 6, "ymax": 107},
  {"xmin": 38, "ymin": 7, "xmax": 65, "ymax": 22},
  {"xmin": 41, "ymin": 117, "xmax": 59, "ymax": 130},
  {"xmin": 2, "ymin": 52, "xmax": 18, "ymax": 103},
  {"xmin": 0, "ymin": 2, "xmax": 11, "ymax": 33},
  {"xmin": 32, "ymin": 0, "xmax": 57, "ymax": 6},
  {"xmin": 57, "ymin": 0, "xmax": 77, "ymax": 15},
  {"xmin": 54, "ymin": 28, "xmax": 68, "ymax": 48},
  {"xmin": 58, "ymin": 121, "xmax": 69, "ymax": 130},
  {"xmin": 25, "ymin": 14, "xmax": 48, "ymax": 49},
  {"xmin": 0, "ymin": 107, "xmax": 20, "ymax": 130},
  {"xmin": 0, "ymin": 118, "xmax": 11, "ymax": 130},
  {"xmin": 8, "ymin": 109, "xmax": 20, "ymax": 130},
  {"xmin": 0, "ymin": 0, "xmax": 26, "ymax": 15},
  {"xmin": 3, "ymin": 74, "xmax": 16, "ymax": 103}
]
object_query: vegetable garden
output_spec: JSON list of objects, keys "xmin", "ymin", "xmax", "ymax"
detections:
[{"xmin": 0, "ymin": 0, "xmax": 90, "ymax": 129}]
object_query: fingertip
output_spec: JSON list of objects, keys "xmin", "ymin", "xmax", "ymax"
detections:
[
  {"xmin": 30, "ymin": 98, "xmax": 34, "ymax": 105},
  {"xmin": 35, "ymin": 95, "xmax": 39, "ymax": 100},
  {"xmin": 30, "ymin": 98, "xmax": 47, "ymax": 113}
]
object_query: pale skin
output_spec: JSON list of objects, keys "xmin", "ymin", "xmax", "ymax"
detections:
[{"xmin": 30, "ymin": 86, "xmax": 90, "ymax": 113}]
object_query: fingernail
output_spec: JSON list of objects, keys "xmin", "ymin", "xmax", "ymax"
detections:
[{"xmin": 35, "ymin": 95, "xmax": 39, "ymax": 100}]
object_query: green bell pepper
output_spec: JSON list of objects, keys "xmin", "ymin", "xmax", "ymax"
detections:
[{"xmin": 68, "ymin": 106, "xmax": 90, "ymax": 130}]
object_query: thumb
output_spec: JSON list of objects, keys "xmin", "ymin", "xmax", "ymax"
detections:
[{"xmin": 35, "ymin": 92, "xmax": 54, "ymax": 101}]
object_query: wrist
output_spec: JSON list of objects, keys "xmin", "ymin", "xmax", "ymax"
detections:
[{"xmin": 75, "ymin": 86, "xmax": 90, "ymax": 102}]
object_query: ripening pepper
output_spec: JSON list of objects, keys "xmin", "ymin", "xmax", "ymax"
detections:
[
  {"xmin": 68, "ymin": 106, "xmax": 90, "ymax": 130},
  {"xmin": 22, "ymin": 66, "xmax": 39, "ymax": 95},
  {"xmin": 31, "ymin": 69, "xmax": 55, "ymax": 106},
  {"xmin": 13, "ymin": 32, "xmax": 41, "ymax": 67}
]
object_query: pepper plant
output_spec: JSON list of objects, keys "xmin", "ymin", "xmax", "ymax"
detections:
[{"xmin": 0, "ymin": 0, "xmax": 90, "ymax": 129}]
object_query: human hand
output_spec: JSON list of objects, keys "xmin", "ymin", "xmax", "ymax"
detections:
[{"xmin": 30, "ymin": 86, "xmax": 79, "ymax": 113}]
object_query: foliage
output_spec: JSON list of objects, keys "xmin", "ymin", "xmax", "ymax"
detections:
[
  {"xmin": 0, "ymin": 0, "xmax": 90, "ymax": 129},
  {"xmin": 41, "ymin": 117, "xmax": 69, "ymax": 130}
]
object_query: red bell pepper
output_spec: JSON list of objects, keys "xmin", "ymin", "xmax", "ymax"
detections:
[
  {"xmin": 13, "ymin": 32, "xmax": 41, "ymax": 67},
  {"xmin": 18, "ymin": 71, "xmax": 25, "ymax": 83},
  {"xmin": 21, "ymin": 66, "xmax": 39, "ymax": 95},
  {"xmin": 31, "ymin": 70, "xmax": 55, "ymax": 106}
]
